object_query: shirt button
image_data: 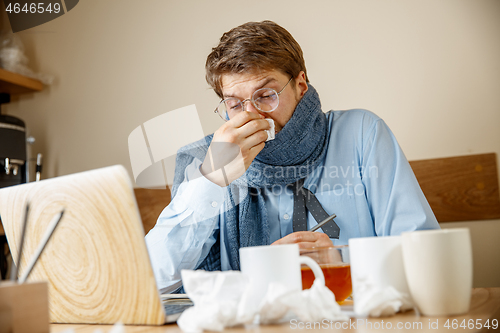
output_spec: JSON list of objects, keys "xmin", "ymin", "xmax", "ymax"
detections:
[
  {"xmin": 283, "ymin": 214, "xmax": 290, "ymax": 220},
  {"xmin": 211, "ymin": 201, "xmax": 218, "ymax": 208}
]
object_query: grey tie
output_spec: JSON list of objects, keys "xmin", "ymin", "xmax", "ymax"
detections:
[{"xmin": 292, "ymin": 178, "xmax": 340, "ymax": 239}]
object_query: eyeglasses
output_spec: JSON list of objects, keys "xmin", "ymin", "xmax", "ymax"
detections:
[{"xmin": 214, "ymin": 77, "xmax": 293, "ymax": 121}]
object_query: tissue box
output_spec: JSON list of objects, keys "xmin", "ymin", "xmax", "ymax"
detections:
[{"xmin": 0, "ymin": 281, "xmax": 49, "ymax": 333}]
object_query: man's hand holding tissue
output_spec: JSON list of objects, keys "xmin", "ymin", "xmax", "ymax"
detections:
[
  {"xmin": 271, "ymin": 231, "xmax": 333, "ymax": 249},
  {"xmin": 201, "ymin": 112, "xmax": 270, "ymax": 187}
]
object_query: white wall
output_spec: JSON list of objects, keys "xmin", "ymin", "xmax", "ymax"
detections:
[{"xmin": 2, "ymin": 0, "xmax": 499, "ymax": 286}]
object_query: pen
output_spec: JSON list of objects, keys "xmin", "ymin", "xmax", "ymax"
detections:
[
  {"xmin": 308, "ymin": 213, "xmax": 337, "ymax": 232},
  {"xmin": 10, "ymin": 201, "xmax": 30, "ymax": 281},
  {"xmin": 18, "ymin": 208, "xmax": 65, "ymax": 284}
]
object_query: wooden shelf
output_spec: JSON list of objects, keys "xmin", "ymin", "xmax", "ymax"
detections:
[{"xmin": 0, "ymin": 68, "xmax": 43, "ymax": 94}]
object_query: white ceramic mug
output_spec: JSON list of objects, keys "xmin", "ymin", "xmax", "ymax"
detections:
[
  {"xmin": 239, "ymin": 244, "xmax": 324, "ymax": 312},
  {"xmin": 349, "ymin": 236, "xmax": 413, "ymax": 316},
  {"xmin": 401, "ymin": 228, "xmax": 473, "ymax": 316}
]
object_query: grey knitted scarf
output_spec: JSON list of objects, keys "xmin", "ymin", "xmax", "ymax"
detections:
[{"xmin": 171, "ymin": 84, "xmax": 327, "ymax": 272}]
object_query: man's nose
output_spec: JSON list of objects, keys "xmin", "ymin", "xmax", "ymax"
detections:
[{"xmin": 242, "ymin": 99, "xmax": 260, "ymax": 114}]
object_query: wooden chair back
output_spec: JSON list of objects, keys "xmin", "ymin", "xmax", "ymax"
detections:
[
  {"xmin": 133, "ymin": 153, "xmax": 500, "ymax": 228},
  {"xmin": 409, "ymin": 153, "xmax": 500, "ymax": 222}
]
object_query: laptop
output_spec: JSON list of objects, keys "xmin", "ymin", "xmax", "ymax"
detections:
[{"xmin": 0, "ymin": 165, "xmax": 192, "ymax": 325}]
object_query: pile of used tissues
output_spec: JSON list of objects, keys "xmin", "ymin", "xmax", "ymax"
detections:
[{"xmin": 177, "ymin": 270, "xmax": 348, "ymax": 332}]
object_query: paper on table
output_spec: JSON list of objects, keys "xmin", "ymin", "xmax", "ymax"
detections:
[
  {"xmin": 351, "ymin": 277, "xmax": 414, "ymax": 317},
  {"xmin": 177, "ymin": 270, "xmax": 348, "ymax": 333},
  {"xmin": 177, "ymin": 270, "xmax": 251, "ymax": 332},
  {"xmin": 258, "ymin": 280, "xmax": 349, "ymax": 324},
  {"xmin": 161, "ymin": 293, "xmax": 191, "ymax": 300},
  {"xmin": 349, "ymin": 236, "xmax": 414, "ymax": 317}
]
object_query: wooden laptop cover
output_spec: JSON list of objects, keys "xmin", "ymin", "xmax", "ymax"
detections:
[{"xmin": 0, "ymin": 165, "xmax": 166, "ymax": 325}]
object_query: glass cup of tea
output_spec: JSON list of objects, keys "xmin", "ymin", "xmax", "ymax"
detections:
[{"xmin": 300, "ymin": 245, "xmax": 352, "ymax": 303}]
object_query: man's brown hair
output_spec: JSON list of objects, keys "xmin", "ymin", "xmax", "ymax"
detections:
[{"xmin": 206, "ymin": 20, "xmax": 308, "ymax": 99}]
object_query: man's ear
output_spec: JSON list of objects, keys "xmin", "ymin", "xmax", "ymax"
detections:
[{"xmin": 295, "ymin": 71, "xmax": 308, "ymax": 98}]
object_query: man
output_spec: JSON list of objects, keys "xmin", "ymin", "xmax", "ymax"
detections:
[{"xmin": 145, "ymin": 21, "xmax": 439, "ymax": 293}]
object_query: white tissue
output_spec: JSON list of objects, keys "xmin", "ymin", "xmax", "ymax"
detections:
[
  {"xmin": 349, "ymin": 235, "xmax": 415, "ymax": 318},
  {"xmin": 177, "ymin": 270, "xmax": 251, "ymax": 332},
  {"xmin": 259, "ymin": 280, "xmax": 348, "ymax": 324},
  {"xmin": 265, "ymin": 119, "xmax": 275, "ymax": 141},
  {"xmin": 353, "ymin": 277, "xmax": 413, "ymax": 317},
  {"xmin": 177, "ymin": 270, "xmax": 348, "ymax": 333}
]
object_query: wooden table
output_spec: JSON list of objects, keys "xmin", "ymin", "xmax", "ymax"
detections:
[{"xmin": 50, "ymin": 288, "xmax": 500, "ymax": 332}]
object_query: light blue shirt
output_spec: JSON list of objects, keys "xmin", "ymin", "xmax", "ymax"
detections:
[{"xmin": 145, "ymin": 109, "xmax": 439, "ymax": 293}]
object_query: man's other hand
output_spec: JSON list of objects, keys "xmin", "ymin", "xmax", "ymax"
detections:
[{"xmin": 271, "ymin": 231, "xmax": 333, "ymax": 249}]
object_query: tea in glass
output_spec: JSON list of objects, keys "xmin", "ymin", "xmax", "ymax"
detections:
[{"xmin": 300, "ymin": 246, "xmax": 352, "ymax": 303}]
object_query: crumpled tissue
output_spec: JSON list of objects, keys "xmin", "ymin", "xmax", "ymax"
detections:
[
  {"xmin": 177, "ymin": 270, "xmax": 348, "ymax": 332},
  {"xmin": 352, "ymin": 277, "xmax": 414, "ymax": 317}
]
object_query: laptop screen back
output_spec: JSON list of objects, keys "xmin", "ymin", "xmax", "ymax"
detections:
[{"xmin": 0, "ymin": 165, "xmax": 166, "ymax": 325}]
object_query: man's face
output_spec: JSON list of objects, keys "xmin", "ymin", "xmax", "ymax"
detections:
[{"xmin": 220, "ymin": 70, "xmax": 308, "ymax": 133}]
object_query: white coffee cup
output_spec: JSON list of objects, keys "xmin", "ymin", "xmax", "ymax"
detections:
[
  {"xmin": 239, "ymin": 244, "xmax": 324, "ymax": 312},
  {"xmin": 401, "ymin": 228, "xmax": 473, "ymax": 316},
  {"xmin": 349, "ymin": 236, "xmax": 413, "ymax": 316}
]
